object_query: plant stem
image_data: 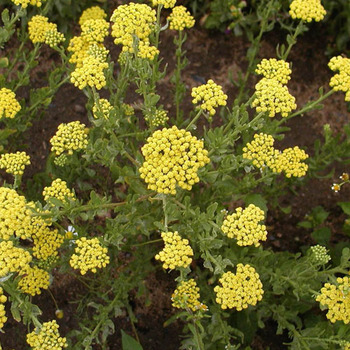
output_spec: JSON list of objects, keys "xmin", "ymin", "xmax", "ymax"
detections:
[
  {"xmin": 162, "ymin": 194, "xmax": 168, "ymax": 231},
  {"xmin": 186, "ymin": 109, "xmax": 203, "ymax": 131},
  {"xmin": 192, "ymin": 318, "xmax": 205, "ymax": 350}
]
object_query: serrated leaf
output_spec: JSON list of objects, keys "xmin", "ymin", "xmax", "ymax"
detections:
[{"xmin": 121, "ymin": 330, "xmax": 143, "ymax": 350}]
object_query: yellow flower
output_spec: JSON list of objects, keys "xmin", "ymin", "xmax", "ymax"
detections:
[
  {"xmin": 144, "ymin": 109, "xmax": 169, "ymax": 127},
  {"xmin": 289, "ymin": 0, "xmax": 326, "ymax": 22},
  {"xmin": 137, "ymin": 41, "xmax": 159, "ymax": 60},
  {"xmin": 274, "ymin": 146, "xmax": 309, "ymax": 177},
  {"xmin": 79, "ymin": 6, "xmax": 107, "ymax": 26},
  {"xmin": 0, "ymin": 88, "xmax": 21, "ymax": 119},
  {"xmin": 309, "ymin": 245, "xmax": 331, "ymax": 265},
  {"xmin": 139, "ymin": 126, "xmax": 210, "ymax": 195},
  {"xmin": 252, "ymin": 77, "xmax": 297, "ymax": 117},
  {"xmin": 0, "ymin": 287, "xmax": 7, "ymax": 330},
  {"xmin": 11, "ymin": 0, "xmax": 45, "ymax": 8},
  {"xmin": 172, "ymin": 279, "xmax": 207, "ymax": 312},
  {"xmin": 316, "ymin": 276, "xmax": 350, "ymax": 323},
  {"xmin": 168, "ymin": 5, "xmax": 195, "ymax": 31},
  {"xmin": 329, "ymin": 56, "xmax": 350, "ymax": 102},
  {"xmin": 69, "ymin": 237, "xmax": 110, "ymax": 275},
  {"xmin": 50, "ymin": 121, "xmax": 88, "ymax": 157},
  {"xmin": 70, "ymin": 55, "xmax": 108, "ymax": 90},
  {"xmin": 152, "ymin": 0, "xmax": 176, "ymax": 8},
  {"xmin": 81, "ymin": 19, "xmax": 109, "ymax": 43},
  {"xmin": 43, "ymin": 178, "xmax": 75, "ymax": 203},
  {"xmin": 221, "ymin": 204, "xmax": 267, "ymax": 247},
  {"xmin": 67, "ymin": 36, "xmax": 91, "ymax": 67},
  {"xmin": 0, "ymin": 187, "xmax": 33, "ymax": 240},
  {"xmin": 214, "ymin": 264, "xmax": 264, "ymax": 310},
  {"xmin": 93, "ymin": 98, "xmax": 113, "ymax": 119},
  {"xmin": 87, "ymin": 43, "xmax": 109, "ymax": 63},
  {"xmin": 27, "ymin": 320, "xmax": 68, "ymax": 350},
  {"xmin": 110, "ymin": 3, "xmax": 156, "ymax": 51},
  {"xmin": 191, "ymin": 79, "xmax": 227, "ymax": 115},
  {"xmin": 0, "ymin": 151, "xmax": 30, "ymax": 176},
  {"xmin": 0, "ymin": 241, "xmax": 32, "ymax": 277},
  {"xmin": 18, "ymin": 265, "xmax": 50, "ymax": 296},
  {"xmin": 255, "ymin": 58, "xmax": 291, "ymax": 85},
  {"xmin": 155, "ymin": 231, "xmax": 193, "ymax": 270}
]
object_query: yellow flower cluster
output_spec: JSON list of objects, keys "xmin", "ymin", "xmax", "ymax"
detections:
[
  {"xmin": 309, "ymin": 245, "xmax": 331, "ymax": 265},
  {"xmin": 343, "ymin": 342, "xmax": 350, "ymax": 350},
  {"xmin": 329, "ymin": 56, "xmax": 350, "ymax": 101},
  {"xmin": 110, "ymin": 3, "xmax": 156, "ymax": 52},
  {"xmin": 87, "ymin": 43, "xmax": 109, "ymax": 63},
  {"xmin": 27, "ymin": 320, "xmax": 68, "ymax": 350},
  {"xmin": 43, "ymin": 178, "xmax": 75, "ymax": 203},
  {"xmin": 252, "ymin": 78, "xmax": 297, "ymax": 118},
  {"xmin": 152, "ymin": 0, "xmax": 176, "ymax": 8},
  {"xmin": 70, "ymin": 237, "xmax": 110, "ymax": 275},
  {"xmin": 0, "ymin": 241, "xmax": 32, "ymax": 277},
  {"xmin": 221, "ymin": 204, "xmax": 267, "ymax": 247},
  {"xmin": 28, "ymin": 15, "xmax": 64, "ymax": 47},
  {"xmin": 155, "ymin": 231, "xmax": 193, "ymax": 270},
  {"xmin": 93, "ymin": 99, "xmax": 113, "ymax": 119},
  {"xmin": 255, "ymin": 58, "xmax": 291, "ymax": 85},
  {"xmin": 67, "ymin": 36, "xmax": 90, "ymax": 67},
  {"xmin": 214, "ymin": 264, "xmax": 264, "ymax": 310},
  {"xmin": 138, "ymin": 41, "xmax": 159, "ymax": 60},
  {"xmin": 243, "ymin": 133, "xmax": 309, "ymax": 177},
  {"xmin": 0, "ymin": 287, "xmax": 7, "ymax": 330},
  {"xmin": 191, "ymin": 79, "xmax": 228, "ymax": 115},
  {"xmin": 316, "ymin": 276, "xmax": 350, "ymax": 323},
  {"xmin": 0, "ymin": 151, "xmax": 30, "ymax": 176},
  {"xmin": 172, "ymin": 279, "xmax": 207, "ymax": 312},
  {"xmin": 11, "ymin": 0, "xmax": 45, "ymax": 8},
  {"xmin": 50, "ymin": 121, "xmax": 88, "ymax": 157},
  {"xmin": 70, "ymin": 55, "xmax": 108, "ymax": 90},
  {"xmin": 144, "ymin": 109, "xmax": 169, "ymax": 127},
  {"xmin": 289, "ymin": 0, "xmax": 326, "ymax": 22},
  {"xmin": 122, "ymin": 103, "xmax": 135, "ymax": 116},
  {"xmin": 0, "ymin": 88, "xmax": 21, "ymax": 119},
  {"xmin": 81, "ymin": 19, "xmax": 109, "ymax": 43},
  {"xmin": 79, "ymin": 6, "xmax": 107, "ymax": 26},
  {"xmin": 18, "ymin": 265, "xmax": 50, "ymax": 295},
  {"xmin": 0, "ymin": 187, "xmax": 32, "ymax": 240},
  {"xmin": 276, "ymin": 146, "xmax": 309, "ymax": 178},
  {"xmin": 139, "ymin": 126, "xmax": 210, "ymax": 194},
  {"xmin": 168, "ymin": 5, "xmax": 195, "ymax": 31}
]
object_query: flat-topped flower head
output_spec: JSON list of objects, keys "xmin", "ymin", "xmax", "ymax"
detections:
[
  {"xmin": 289, "ymin": 0, "xmax": 326, "ymax": 22},
  {"xmin": 81, "ymin": 19, "xmax": 109, "ymax": 43},
  {"xmin": 18, "ymin": 265, "xmax": 50, "ymax": 296},
  {"xmin": 110, "ymin": 3, "xmax": 156, "ymax": 51},
  {"xmin": 316, "ymin": 276, "xmax": 350, "ymax": 323},
  {"xmin": 242, "ymin": 133, "xmax": 277, "ymax": 169},
  {"xmin": 168, "ymin": 5, "xmax": 195, "ymax": 31},
  {"xmin": 0, "ymin": 241, "xmax": 32, "ymax": 277},
  {"xmin": 27, "ymin": 320, "xmax": 68, "ymax": 350},
  {"xmin": 255, "ymin": 58, "xmax": 291, "ymax": 85},
  {"xmin": 11, "ymin": 0, "xmax": 45, "ymax": 8},
  {"xmin": 151, "ymin": 0, "xmax": 176, "ymax": 8},
  {"xmin": 70, "ymin": 237, "xmax": 110, "ymax": 275},
  {"xmin": 155, "ymin": 231, "xmax": 193, "ymax": 270},
  {"xmin": 50, "ymin": 121, "xmax": 88, "ymax": 157},
  {"xmin": 144, "ymin": 109, "xmax": 169, "ymax": 127},
  {"xmin": 191, "ymin": 79, "xmax": 227, "ymax": 115},
  {"xmin": 0, "ymin": 287, "xmax": 7, "ymax": 330},
  {"xmin": 221, "ymin": 204, "xmax": 267, "ymax": 247},
  {"xmin": 43, "ymin": 178, "xmax": 75, "ymax": 203},
  {"xmin": 214, "ymin": 264, "xmax": 264, "ymax": 310},
  {"xmin": 0, "ymin": 151, "xmax": 30, "ymax": 176},
  {"xmin": 0, "ymin": 187, "xmax": 33, "ymax": 240},
  {"xmin": 274, "ymin": 146, "xmax": 309, "ymax": 177},
  {"xmin": 172, "ymin": 279, "xmax": 207, "ymax": 312},
  {"xmin": 79, "ymin": 6, "xmax": 107, "ymax": 26},
  {"xmin": 93, "ymin": 99, "xmax": 113, "ymax": 119},
  {"xmin": 329, "ymin": 56, "xmax": 350, "ymax": 101},
  {"xmin": 87, "ymin": 43, "xmax": 109, "ymax": 63},
  {"xmin": 137, "ymin": 41, "xmax": 159, "ymax": 60},
  {"xmin": 309, "ymin": 245, "xmax": 331, "ymax": 265},
  {"xmin": 139, "ymin": 126, "xmax": 210, "ymax": 195},
  {"xmin": 43, "ymin": 27, "xmax": 65, "ymax": 47},
  {"xmin": 252, "ymin": 78, "xmax": 297, "ymax": 117},
  {"xmin": 67, "ymin": 36, "xmax": 91, "ymax": 67},
  {"xmin": 70, "ymin": 55, "xmax": 108, "ymax": 90},
  {"xmin": 0, "ymin": 88, "xmax": 21, "ymax": 119}
]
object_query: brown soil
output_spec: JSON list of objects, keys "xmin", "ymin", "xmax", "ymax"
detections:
[{"xmin": 1, "ymin": 14, "xmax": 350, "ymax": 350}]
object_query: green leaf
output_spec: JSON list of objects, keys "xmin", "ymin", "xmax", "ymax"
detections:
[
  {"xmin": 338, "ymin": 202, "xmax": 350, "ymax": 216},
  {"xmin": 244, "ymin": 193, "xmax": 268, "ymax": 213},
  {"xmin": 121, "ymin": 330, "xmax": 143, "ymax": 350},
  {"xmin": 311, "ymin": 227, "xmax": 331, "ymax": 245}
]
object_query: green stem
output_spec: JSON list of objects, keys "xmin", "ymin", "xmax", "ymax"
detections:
[
  {"xmin": 132, "ymin": 238, "xmax": 162, "ymax": 247},
  {"xmin": 192, "ymin": 318, "xmax": 205, "ymax": 350},
  {"xmin": 174, "ymin": 30, "xmax": 185, "ymax": 124},
  {"xmin": 162, "ymin": 194, "xmax": 168, "ymax": 231},
  {"xmin": 279, "ymin": 21, "xmax": 305, "ymax": 61},
  {"xmin": 186, "ymin": 109, "xmax": 203, "ymax": 131},
  {"xmin": 126, "ymin": 303, "xmax": 140, "ymax": 343}
]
